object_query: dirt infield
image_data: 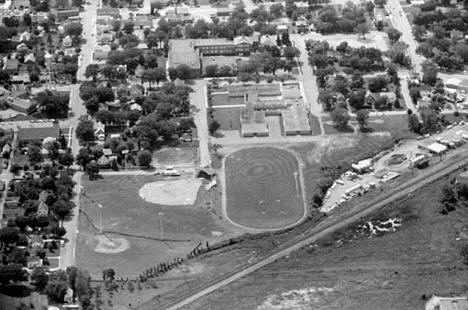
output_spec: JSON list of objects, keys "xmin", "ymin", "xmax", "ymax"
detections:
[
  {"xmin": 94, "ymin": 235, "xmax": 130, "ymax": 254},
  {"xmin": 139, "ymin": 179, "xmax": 202, "ymax": 206},
  {"xmin": 224, "ymin": 147, "xmax": 305, "ymax": 230}
]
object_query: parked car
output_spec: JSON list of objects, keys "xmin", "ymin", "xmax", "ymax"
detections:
[{"xmin": 162, "ymin": 166, "xmax": 181, "ymax": 176}]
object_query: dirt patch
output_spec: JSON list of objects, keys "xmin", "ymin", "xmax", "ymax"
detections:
[
  {"xmin": 94, "ymin": 235, "xmax": 130, "ymax": 254},
  {"xmin": 139, "ymin": 179, "xmax": 202, "ymax": 206}
]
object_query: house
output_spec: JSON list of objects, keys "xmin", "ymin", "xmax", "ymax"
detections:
[
  {"xmin": 98, "ymin": 32, "xmax": 114, "ymax": 45},
  {"xmin": 365, "ymin": 91, "xmax": 397, "ymax": 110},
  {"xmin": 54, "ymin": 8, "xmax": 80, "ymax": 20},
  {"xmin": 4, "ymin": 59, "xmax": 19, "ymax": 75},
  {"xmin": 63, "ymin": 35, "xmax": 73, "ymax": 48},
  {"xmin": 10, "ymin": 0, "xmax": 30, "ymax": 9},
  {"xmin": 93, "ymin": 49, "xmax": 109, "ymax": 61},
  {"xmin": 425, "ymin": 295, "xmax": 468, "ymax": 310},
  {"xmin": 165, "ymin": 6, "xmax": 192, "ymax": 23},
  {"xmin": 9, "ymin": 97, "xmax": 33, "ymax": 113},
  {"xmin": 130, "ymin": 103, "xmax": 142, "ymax": 111},
  {"xmin": 94, "ymin": 122, "xmax": 106, "ymax": 141},
  {"xmin": 19, "ymin": 30, "xmax": 31, "ymax": 42},
  {"xmin": 97, "ymin": 8, "xmax": 120, "ymax": 18},
  {"xmin": 260, "ymin": 35, "xmax": 276, "ymax": 47},
  {"xmin": 17, "ymin": 122, "xmax": 61, "ymax": 145}
]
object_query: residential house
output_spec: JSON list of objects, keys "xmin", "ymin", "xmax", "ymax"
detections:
[
  {"xmin": 54, "ymin": 8, "xmax": 80, "ymax": 21},
  {"xmin": 165, "ymin": 6, "xmax": 192, "ymax": 23},
  {"xmin": 94, "ymin": 122, "xmax": 106, "ymax": 141},
  {"xmin": 9, "ymin": 97, "xmax": 33, "ymax": 113},
  {"xmin": 19, "ymin": 30, "xmax": 31, "ymax": 42},
  {"xmin": 10, "ymin": 0, "xmax": 30, "ymax": 9},
  {"xmin": 365, "ymin": 91, "xmax": 397, "ymax": 110},
  {"xmin": 425, "ymin": 295, "xmax": 468, "ymax": 310},
  {"xmin": 63, "ymin": 35, "xmax": 73, "ymax": 48},
  {"xmin": 97, "ymin": 8, "xmax": 120, "ymax": 18},
  {"xmin": 4, "ymin": 59, "xmax": 19, "ymax": 75}
]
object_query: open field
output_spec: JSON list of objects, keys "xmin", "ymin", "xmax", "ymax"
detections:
[
  {"xmin": 178, "ymin": 169, "xmax": 468, "ymax": 310},
  {"xmin": 76, "ymin": 174, "xmax": 229, "ymax": 278},
  {"xmin": 224, "ymin": 147, "xmax": 305, "ymax": 230},
  {"xmin": 153, "ymin": 147, "xmax": 197, "ymax": 167}
]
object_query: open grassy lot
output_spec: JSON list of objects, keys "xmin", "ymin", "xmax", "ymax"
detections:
[
  {"xmin": 365, "ymin": 114, "xmax": 417, "ymax": 140},
  {"xmin": 76, "ymin": 174, "xmax": 227, "ymax": 279},
  {"xmin": 224, "ymin": 147, "xmax": 305, "ymax": 230},
  {"xmin": 153, "ymin": 146, "xmax": 197, "ymax": 167},
  {"xmin": 181, "ymin": 169, "xmax": 468, "ymax": 310}
]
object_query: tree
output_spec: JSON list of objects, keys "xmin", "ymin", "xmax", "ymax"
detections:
[
  {"xmin": 35, "ymin": 90, "xmax": 69, "ymax": 118},
  {"xmin": 46, "ymin": 274, "xmax": 69, "ymax": 303},
  {"xmin": 72, "ymin": 0, "xmax": 84, "ymax": 6},
  {"xmin": 137, "ymin": 150, "xmax": 153, "ymax": 167},
  {"xmin": 356, "ymin": 23, "xmax": 369, "ymax": 39},
  {"xmin": 86, "ymin": 162, "xmax": 100, "ymax": 180},
  {"xmin": 75, "ymin": 120, "xmax": 94, "ymax": 143},
  {"xmin": 0, "ymin": 226, "xmax": 20, "ymax": 248},
  {"xmin": 356, "ymin": 109, "xmax": 370, "ymax": 131},
  {"xmin": 168, "ymin": 67, "xmax": 177, "ymax": 80},
  {"xmin": 65, "ymin": 22, "xmax": 83, "ymax": 37},
  {"xmin": 23, "ymin": 13, "xmax": 32, "ymax": 27},
  {"xmin": 368, "ymin": 76, "xmax": 387, "ymax": 92},
  {"xmin": 59, "ymin": 151, "xmax": 74, "ymax": 168},
  {"xmin": 50, "ymin": 199, "xmax": 75, "ymax": 223},
  {"xmin": 374, "ymin": 95, "xmax": 389, "ymax": 110},
  {"xmin": 209, "ymin": 120, "xmax": 220, "ymax": 134},
  {"xmin": 123, "ymin": 22, "xmax": 134, "ymax": 35},
  {"xmin": 102, "ymin": 268, "xmax": 115, "ymax": 281},
  {"xmin": 31, "ymin": 267, "xmax": 49, "ymax": 289},
  {"xmin": 461, "ymin": 244, "xmax": 468, "ymax": 266},
  {"xmin": 422, "ymin": 61, "xmax": 438, "ymax": 86},
  {"xmin": 205, "ymin": 64, "xmax": 218, "ymax": 77},
  {"xmin": 269, "ymin": 3, "xmax": 284, "ymax": 18},
  {"xmin": 85, "ymin": 64, "xmax": 99, "ymax": 81},
  {"xmin": 386, "ymin": 28, "xmax": 402, "ymax": 43},
  {"xmin": 84, "ymin": 96, "xmax": 99, "ymax": 114},
  {"xmin": 283, "ymin": 46, "xmax": 299, "ymax": 61},
  {"xmin": 330, "ymin": 107, "xmax": 350, "ymax": 130},
  {"xmin": 28, "ymin": 144, "xmax": 43, "ymax": 164},
  {"xmin": 175, "ymin": 64, "xmax": 192, "ymax": 80},
  {"xmin": 0, "ymin": 264, "xmax": 28, "ymax": 284},
  {"xmin": 96, "ymin": 86, "xmax": 115, "ymax": 103},
  {"xmin": 76, "ymin": 148, "xmax": 91, "ymax": 168}
]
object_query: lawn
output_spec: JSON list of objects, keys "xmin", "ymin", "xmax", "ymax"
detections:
[
  {"xmin": 179, "ymin": 169, "xmax": 468, "ymax": 310},
  {"xmin": 365, "ymin": 114, "xmax": 417, "ymax": 140},
  {"xmin": 76, "ymin": 174, "xmax": 226, "ymax": 278},
  {"xmin": 153, "ymin": 146, "xmax": 197, "ymax": 167},
  {"xmin": 224, "ymin": 147, "xmax": 305, "ymax": 230},
  {"xmin": 309, "ymin": 114, "xmax": 322, "ymax": 136}
]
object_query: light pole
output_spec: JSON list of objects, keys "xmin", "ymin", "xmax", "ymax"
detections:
[
  {"xmin": 293, "ymin": 172, "xmax": 299, "ymax": 197},
  {"xmin": 98, "ymin": 204, "xmax": 103, "ymax": 233},
  {"xmin": 158, "ymin": 212, "xmax": 164, "ymax": 240}
]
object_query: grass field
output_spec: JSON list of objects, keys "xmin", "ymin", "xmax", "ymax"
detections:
[
  {"xmin": 76, "ymin": 174, "xmax": 227, "ymax": 278},
  {"xmin": 224, "ymin": 147, "xmax": 305, "ymax": 230},
  {"xmin": 181, "ymin": 169, "xmax": 468, "ymax": 310}
]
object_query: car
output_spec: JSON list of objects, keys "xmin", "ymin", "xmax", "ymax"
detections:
[{"xmin": 162, "ymin": 166, "xmax": 181, "ymax": 176}]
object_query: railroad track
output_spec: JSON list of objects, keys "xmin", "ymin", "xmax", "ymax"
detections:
[{"xmin": 138, "ymin": 153, "xmax": 468, "ymax": 310}]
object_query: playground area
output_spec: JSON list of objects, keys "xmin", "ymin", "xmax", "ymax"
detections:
[
  {"xmin": 224, "ymin": 147, "xmax": 306, "ymax": 230},
  {"xmin": 75, "ymin": 174, "xmax": 227, "ymax": 278}
]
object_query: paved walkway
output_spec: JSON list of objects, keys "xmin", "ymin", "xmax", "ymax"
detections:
[{"xmin": 190, "ymin": 80, "xmax": 211, "ymax": 168}]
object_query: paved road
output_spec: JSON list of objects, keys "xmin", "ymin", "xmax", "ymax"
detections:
[
  {"xmin": 190, "ymin": 80, "xmax": 211, "ymax": 168},
  {"xmin": 386, "ymin": 0, "xmax": 422, "ymax": 73},
  {"xmin": 59, "ymin": 1, "xmax": 98, "ymax": 270},
  {"xmin": 291, "ymin": 34, "xmax": 325, "ymax": 135},
  {"xmin": 140, "ymin": 148, "xmax": 468, "ymax": 310}
]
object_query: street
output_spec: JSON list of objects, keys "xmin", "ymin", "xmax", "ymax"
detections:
[
  {"xmin": 291, "ymin": 33, "xmax": 325, "ymax": 135},
  {"xmin": 58, "ymin": 1, "xmax": 98, "ymax": 270},
  {"xmin": 385, "ymin": 0, "xmax": 423, "ymax": 73}
]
